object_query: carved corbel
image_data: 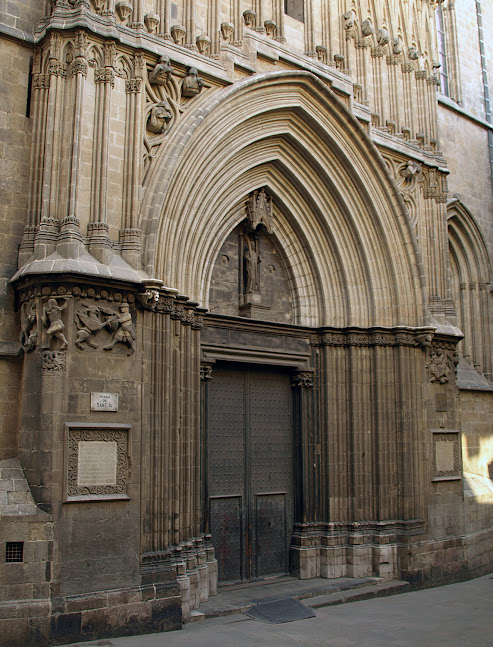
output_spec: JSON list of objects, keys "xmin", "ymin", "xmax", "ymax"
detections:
[{"xmin": 291, "ymin": 372, "xmax": 314, "ymax": 388}]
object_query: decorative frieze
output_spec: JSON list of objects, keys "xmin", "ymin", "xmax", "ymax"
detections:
[{"xmin": 315, "ymin": 328, "xmax": 436, "ymax": 348}]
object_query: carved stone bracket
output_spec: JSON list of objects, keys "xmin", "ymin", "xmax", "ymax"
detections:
[
  {"xmin": 291, "ymin": 372, "xmax": 314, "ymax": 388},
  {"xmin": 200, "ymin": 361, "xmax": 215, "ymax": 382},
  {"xmin": 39, "ymin": 349, "xmax": 66, "ymax": 372}
]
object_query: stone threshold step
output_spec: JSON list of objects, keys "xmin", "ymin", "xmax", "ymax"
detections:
[{"xmin": 186, "ymin": 577, "xmax": 410, "ymax": 622}]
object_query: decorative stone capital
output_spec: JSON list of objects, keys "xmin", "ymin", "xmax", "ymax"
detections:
[
  {"xmin": 125, "ymin": 78, "xmax": 141, "ymax": 93},
  {"xmin": 291, "ymin": 372, "xmax": 314, "ymax": 388},
  {"xmin": 72, "ymin": 59, "xmax": 88, "ymax": 77},
  {"xmin": 48, "ymin": 60, "xmax": 67, "ymax": 77},
  {"xmin": 33, "ymin": 74, "xmax": 50, "ymax": 89},
  {"xmin": 200, "ymin": 363, "xmax": 214, "ymax": 382},
  {"xmin": 95, "ymin": 68, "xmax": 115, "ymax": 87}
]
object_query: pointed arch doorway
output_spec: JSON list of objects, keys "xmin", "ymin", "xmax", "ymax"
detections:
[{"xmin": 206, "ymin": 361, "xmax": 295, "ymax": 583}]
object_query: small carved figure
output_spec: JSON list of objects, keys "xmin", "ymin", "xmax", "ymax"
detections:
[
  {"xmin": 376, "ymin": 28, "xmax": 390, "ymax": 47},
  {"xmin": 20, "ymin": 302, "xmax": 38, "ymax": 352},
  {"xmin": 361, "ymin": 19, "xmax": 374, "ymax": 37},
  {"xmin": 343, "ymin": 10, "xmax": 355, "ymax": 30},
  {"xmin": 74, "ymin": 302, "xmax": 105, "ymax": 349},
  {"xmin": 181, "ymin": 68, "xmax": 205, "ymax": 98},
  {"xmin": 103, "ymin": 303, "xmax": 136, "ymax": 355},
  {"xmin": 427, "ymin": 349, "xmax": 451, "ymax": 384},
  {"xmin": 401, "ymin": 160, "xmax": 422, "ymax": 179},
  {"xmin": 393, "ymin": 37, "xmax": 403, "ymax": 55},
  {"xmin": 408, "ymin": 46, "xmax": 420, "ymax": 61},
  {"xmin": 244, "ymin": 235, "xmax": 259, "ymax": 294},
  {"xmin": 147, "ymin": 100, "xmax": 173, "ymax": 134},
  {"xmin": 42, "ymin": 297, "xmax": 70, "ymax": 350},
  {"xmin": 148, "ymin": 55, "xmax": 174, "ymax": 86},
  {"xmin": 416, "ymin": 332, "xmax": 433, "ymax": 348}
]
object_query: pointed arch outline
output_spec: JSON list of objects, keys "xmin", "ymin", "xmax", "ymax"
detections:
[
  {"xmin": 140, "ymin": 70, "xmax": 427, "ymax": 328},
  {"xmin": 447, "ymin": 198, "xmax": 492, "ymax": 378}
]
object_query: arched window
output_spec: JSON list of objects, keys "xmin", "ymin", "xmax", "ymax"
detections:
[{"xmin": 435, "ymin": 1, "xmax": 461, "ymax": 104}]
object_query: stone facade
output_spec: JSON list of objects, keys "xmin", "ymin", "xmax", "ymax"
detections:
[{"xmin": 0, "ymin": 0, "xmax": 492, "ymax": 645}]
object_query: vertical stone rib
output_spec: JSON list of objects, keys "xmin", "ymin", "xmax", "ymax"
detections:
[
  {"xmin": 233, "ymin": 0, "xmax": 243, "ymax": 46},
  {"xmin": 209, "ymin": 0, "xmax": 220, "ymax": 58},
  {"xmin": 185, "ymin": 0, "xmax": 197, "ymax": 47},
  {"xmin": 121, "ymin": 75, "xmax": 142, "ymax": 267},
  {"xmin": 157, "ymin": 0, "xmax": 171, "ymax": 38},
  {"xmin": 172, "ymin": 317, "xmax": 181, "ymax": 545},
  {"xmin": 191, "ymin": 327, "xmax": 201, "ymax": 537},
  {"xmin": 304, "ymin": 0, "xmax": 315, "ymax": 56},
  {"xmin": 349, "ymin": 345, "xmax": 369, "ymax": 521},
  {"xmin": 89, "ymin": 45, "xmax": 114, "ymax": 263},
  {"xmin": 163, "ymin": 312, "xmax": 172, "ymax": 548},
  {"xmin": 41, "ymin": 66, "xmax": 63, "ymax": 222}
]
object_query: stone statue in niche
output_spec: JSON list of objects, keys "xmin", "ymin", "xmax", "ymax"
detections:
[
  {"xmin": 244, "ymin": 234, "xmax": 259, "ymax": 294},
  {"xmin": 246, "ymin": 187, "xmax": 273, "ymax": 234},
  {"xmin": 147, "ymin": 100, "xmax": 173, "ymax": 134},
  {"xmin": 20, "ymin": 302, "xmax": 38, "ymax": 352},
  {"xmin": 182, "ymin": 68, "xmax": 205, "ymax": 97},
  {"xmin": 149, "ymin": 55, "xmax": 174, "ymax": 86},
  {"xmin": 103, "ymin": 303, "xmax": 136, "ymax": 355},
  {"xmin": 42, "ymin": 296, "xmax": 70, "ymax": 350}
]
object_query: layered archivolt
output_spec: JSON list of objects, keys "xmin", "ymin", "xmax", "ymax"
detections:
[{"xmin": 141, "ymin": 70, "xmax": 426, "ymax": 328}]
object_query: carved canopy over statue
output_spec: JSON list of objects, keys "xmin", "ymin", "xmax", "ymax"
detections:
[{"xmin": 246, "ymin": 187, "xmax": 273, "ymax": 234}]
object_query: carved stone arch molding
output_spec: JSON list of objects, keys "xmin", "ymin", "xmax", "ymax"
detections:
[
  {"xmin": 447, "ymin": 198, "xmax": 492, "ymax": 380},
  {"xmin": 140, "ymin": 70, "xmax": 428, "ymax": 329}
]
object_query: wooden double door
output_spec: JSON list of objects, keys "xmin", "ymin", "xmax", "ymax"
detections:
[{"xmin": 206, "ymin": 363, "xmax": 295, "ymax": 582}]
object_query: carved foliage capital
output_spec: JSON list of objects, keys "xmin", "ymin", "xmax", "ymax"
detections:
[
  {"xmin": 291, "ymin": 372, "xmax": 314, "ymax": 388},
  {"xmin": 95, "ymin": 68, "xmax": 115, "ymax": 87},
  {"xmin": 125, "ymin": 78, "xmax": 142, "ymax": 93}
]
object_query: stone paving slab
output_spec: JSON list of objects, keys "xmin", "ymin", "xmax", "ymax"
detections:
[{"xmin": 63, "ymin": 573, "xmax": 493, "ymax": 647}]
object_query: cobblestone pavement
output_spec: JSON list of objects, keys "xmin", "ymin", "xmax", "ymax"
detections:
[{"xmin": 67, "ymin": 573, "xmax": 492, "ymax": 647}]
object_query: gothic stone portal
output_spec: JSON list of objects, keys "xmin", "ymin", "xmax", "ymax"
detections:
[{"xmin": 207, "ymin": 363, "xmax": 294, "ymax": 582}]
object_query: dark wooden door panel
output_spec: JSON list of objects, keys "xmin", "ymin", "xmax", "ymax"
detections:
[{"xmin": 207, "ymin": 364, "xmax": 293, "ymax": 582}]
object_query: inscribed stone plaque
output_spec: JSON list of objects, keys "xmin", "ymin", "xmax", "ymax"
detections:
[
  {"xmin": 91, "ymin": 392, "xmax": 119, "ymax": 411},
  {"xmin": 432, "ymin": 430, "xmax": 461, "ymax": 481},
  {"xmin": 78, "ymin": 441, "xmax": 117, "ymax": 486},
  {"xmin": 65, "ymin": 424, "xmax": 130, "ymax": 501},
  {"xmin": 435, "ymin": 440, "xmax": 455, "ymax": 473}
]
